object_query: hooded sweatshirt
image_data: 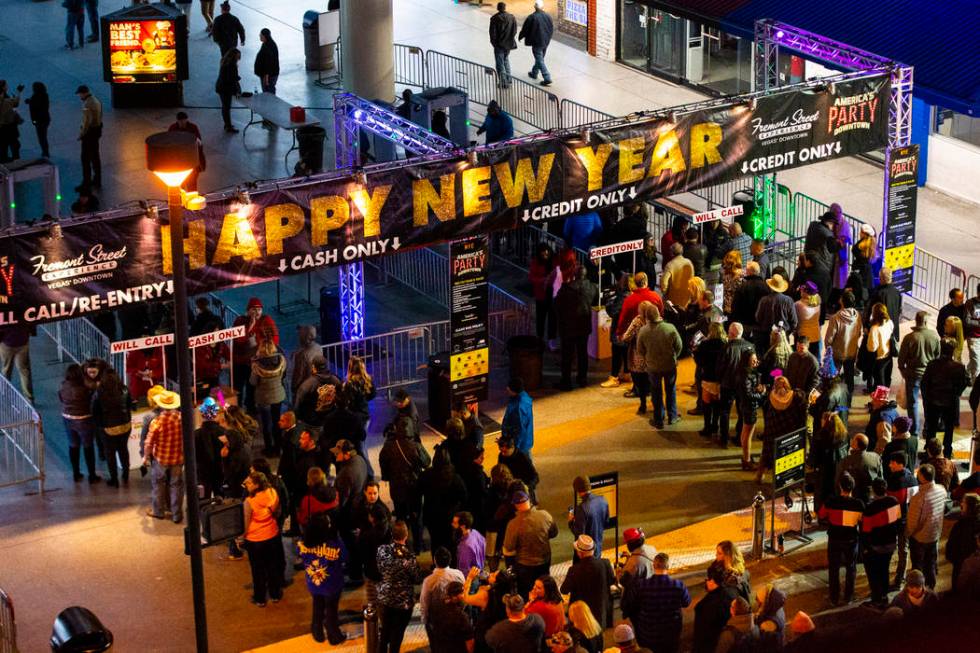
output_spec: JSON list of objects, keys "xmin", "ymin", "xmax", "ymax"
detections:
[
  {"xmin": 824, "ymin": 308, "xmax": 863, "ymax": 361},
  {"xmin": 290, "ymin": 326, "xmax": 320, "ymax": 394},
  {"xmin": 756, "ymin": 585, "xmax": 786, "ymax": 650},
  {"xmin": 221, "ymin": 429, "xmax": 252, "ymax": 498},
  {"xmin": 714, "ymin": 611, "xmax": 759, "ymax": 653},
  {"xmin": 250, "ymin": 352, "xmax": 286, "ymax": 406}
]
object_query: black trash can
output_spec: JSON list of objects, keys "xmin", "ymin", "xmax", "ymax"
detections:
[
  {"xmin": 50, "ymin": 607, "xmax": 113, "ymax": 652},
  {"xmin": 297, "ymin": 125, "xmax": 326, "ymax": 173},
  {"xmin": 427, "ymin": 353, "xmax": 451, "ymax": 430},
  {"xmin": 507, "ymin": 336, "xmax": 544, "ymax": 391},
  {"xmin": 319, "ymin": 286, "xmax": 341, "ymax": 344}
]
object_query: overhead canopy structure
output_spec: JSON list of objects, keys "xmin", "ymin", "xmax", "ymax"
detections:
[{"xmin": 637, "ymin": 0, "xmax": 977, "ymax": 115}]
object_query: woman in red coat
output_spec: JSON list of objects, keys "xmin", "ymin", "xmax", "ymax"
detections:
[{"xmin": 127, "ymin": 348, "xmax": 164, "ymax": 403}]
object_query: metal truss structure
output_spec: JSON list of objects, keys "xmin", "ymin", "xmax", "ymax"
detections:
[
  {"xmin": 333, "ymin": 93, "xmax": 457, "ymax": 340},
  {"xmin": 753, "ymin": 20, "xmax": 913, "ymax": 239}
]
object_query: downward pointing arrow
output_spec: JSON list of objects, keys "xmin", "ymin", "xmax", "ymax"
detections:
[
  {"xmin": 741, "ymin": 161, "xmax": 749, "ymax": 174},
  {"xmin": 391, "ymin": 237, "xmax": 401, "ymax": 250},
  {"xmin": 628, "ymin": 186, "xmax": 637, "ymax": 199}
]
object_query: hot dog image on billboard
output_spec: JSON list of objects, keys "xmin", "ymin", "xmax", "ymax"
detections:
[{"xmin": 108, "ymin": 19, "xmax": 178, "ymax": 82}]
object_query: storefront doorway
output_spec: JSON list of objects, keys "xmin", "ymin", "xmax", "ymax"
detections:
[{"xmin": 619, "ymin": 2, "xmax": 683, "ymax": 80}]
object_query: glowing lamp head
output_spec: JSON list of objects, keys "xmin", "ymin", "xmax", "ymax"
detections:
[
  {"xmin": 145, "ymin": 131, "xmax": 200, "ymax": 187},
  {"xmin": 353, "ymin": 109, "xmax": 364, "ymax": 121},
  {"xmin": 775, "ymin": 30, "xmax": 785, "ymax": 39}
]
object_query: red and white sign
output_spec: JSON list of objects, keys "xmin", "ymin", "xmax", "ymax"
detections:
[
  {"xmin": 110, "ymin": 333, "xmax": 175, "ymax": 354},
  {"xmin": 692, "ymin": 204, "xmax": 744, "ymax": 224},
  {"xmin": 188, "ymin": 325, "xmax": 245, "ymax": 348},
  {"xmin": 589, "ymin": 239, "xmax": 644, "ymax": 261}
]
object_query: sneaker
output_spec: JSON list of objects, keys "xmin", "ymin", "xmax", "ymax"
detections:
[
  {"xmin": 636, "ymin": 405, "xmax": 647, "ymax": 415},
  {"xmin": 251, "ymin": 599, "xmax": 267, "ymax": 608},
  {"xmin": 270, "ymin": 596, "xmax": 282, "ymax": 603},
  {"xmin": 600, "ymin": 376, "xmax": 620, "ymax": 388},
  {"xmin": 623, "ymin": 389, "xmax": 637, "ymax": 398},
  {"xmin": 668, "ymin": 416, "xmax": 682, "ymax": 425},
  {"xmin": 527, "ymin": 71, "xmax": 537, "ymax": 79},
  {"xmin": 540, "ymin": 80, "xmax": 552, "ymax": 87}
]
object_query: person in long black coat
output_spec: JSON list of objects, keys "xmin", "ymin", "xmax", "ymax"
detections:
[
  {"xmin": 420, "ymin": 449, "xmax": 467, "ymax": 554},
  {"xmin": 215, "ymin": 48, "xmax": 241, "ymax": 132},
  {"xmin": 254, "ymin": 28, "xmax": 280, "ymax": 94}
]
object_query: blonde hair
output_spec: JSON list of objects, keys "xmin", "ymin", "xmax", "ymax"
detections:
[
  {"xmin": 723, "ymin": 249, "xmax": 743, "ymax": 272},
  {"xmin": 688, "ymin": 276, "xmax": 706, "ymax": 301},
  {"xmin": 257, "ymin": 340, "xmax": 278, "ymax": 358},
  {"xmin": 717, "ymin": 540, "xmax": 746, "ymax": 575},
  {"xmin": 307, "ymin": 466, "xmax": 326, "ymax": 488},
  {"xmin": 636, "ymin": 300, "xmax": 653, "ymax": 325},
  {"xmin": 945, "ymin": 316, "xmax": 964, "ymax": 358},
  {"xmin": 707, "ymin": 321, "xmax": 727, "ymax": 342},
  {"xmin": 346, "ymin": 355, "xmax": 373, "ymax": 392},
  {"xmin": 567, "ymin": 601, "xmax": 602, "ymax": 639}
]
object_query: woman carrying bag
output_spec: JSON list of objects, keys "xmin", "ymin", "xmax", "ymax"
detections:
[
  {"xmin": 241, "ymin": 471, "xmax": 285, "ymax": 607},
  {"xmin": 250, "ymin": 340, "xmax": 286, "ymax": 457}
]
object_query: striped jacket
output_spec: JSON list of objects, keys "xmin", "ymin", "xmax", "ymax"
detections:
[
  {"xmin": 862, "ymin": 496, "xmax": 901, "ymax": 551},
  {"xmin": 817, "ymin": 494, "xmax": 865, "ymax": 543},
  {"xmin": 907, "ymin": 481, "xmax": 947, "ymax": 544}
]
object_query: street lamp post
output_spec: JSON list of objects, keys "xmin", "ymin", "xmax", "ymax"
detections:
[{"xmin": 145, "ymin": 131, "xmax": 208, "ymax": 653}]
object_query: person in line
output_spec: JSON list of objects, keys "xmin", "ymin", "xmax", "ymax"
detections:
[
  {"xmin": 758, "ymin": 375, "xmax": 807, "ymax": 485},
  {"xmin": 836, "ymin": 433, "xmax": 883, "ymax": 504},
  {"xmin": 518, "ymin": 0, "xmax": 554, "ymax": 86},
  {"xmin": 568, "ymin": 475, "xmax": 609, "ymax": 556},
  {"xmin": 497, "ymin": 435, "xmax": 539, "ymax": 501},
  {"xmin": 754, "ymin": 273, "xmax": 798, "ymax": 353},
  {"xmin": 216, "ymin": 48, "xmax": 242, "ymax": 134},
  {"xmin": 897, "ymin": 310, "xmax": 940, "ymax": 436},
  {"xmin": 921, "ymin": 337, "xmax": 970, "ymax": 458},
  {"xmin": 250, "ymin": 340, "xmax": 286, "ymax": 457},
  {"xmin": 717, "ymin": 323, "xmax": 755, "ymax": 449},
  {"xmin": 554, "ymin": 267, "xmax": 597, "ymax": 390},
  {"xmin": 427, "ymin": 580, "xmax": 475, "ymax": 653},
  {"xmin": 529, "ymin": 243, "xmax": 557, "ymax": 343},
  {"xmin": 560, "ymin": 535, "xmax": 615, "ymax": 628},
  {"xmin": 63, "ymin": 0, "xmax": 86, "ymax": 50},
  {"xmin": 379, "ymin": 417, "xmax": 430, "ymax": 549},
  {"xmin": 194, "ymin": 398, "xmax": 225, "ymax": 501},
  {"xmin": 298, "ymin": 513, "xmax": 346, "ymax": 644},
  {"xmin": 884, "ymin": 452, "xmax": 918, "ymax": 589},
  {"xmin": 0, "ymin": 324, "xmax": 34, "ymax": 404},
  {"xmin": 526, "ymin": 575, "xmax": 564, "ymax": 637},
  {"xmin": 75, "ymin": 85, "xmax": 102, "ymax": 190},
  {"xmin": 452, "ymin": 511, "xmax": 486, "ymax": 574},
  {"xmin": 167, "ymin": 111, "xmax": 206, "ymax": 191},
  {"xmin": 660, "ymin": 243, "xmax": 694, "ymax": 311},
  {"xmin": 91, "ymin": 369, "xmax": 133, "ymax": 488},
  {"xmin": 637, "ymin": 304, "xmax": 683, "ymax": 430},
  {"xmin": 824, "ymin": 290, "xmax": 863, "ymax": 403},
  {"xmin": 212, "ymin": 0, "xmax": 245, "ymax": 55},
  {"xmin": 735, "ymin": 351, "xmax": 766, "ymax": 471},
  {"xmin": 715, "ymin": 540, "xmax": 751, "ymax": 604},
  {"xmin": 888, "ymin": 569, "xmax": 937, "ymax": 615},
  {"xmin": 232, "ymin": 297, "xmax": 279, "ymax": 411},
  {"xmin": 489, "ymin": 2, "xmax": 518, "ymax": 88},
  {"xmin": 503, "ymin": 489, "xmax": 558, "ymax": 596},
  {"xmin": 785, "ymin": 336, "xmax": 819, "ymax": 396},
  {"xmin": 622, "ymin": 300, "xmax": 653, "ymax": 414},
  {"xmin": 817, "ymin": 472, "xmax": 865, "ymax": 606},
  {"xmin": 24, "ymin": 82, "xmax": 49, "ymax": 159},
  {"xmin": 946, "ymin": 493, "xmax": 980, "ymax": 590},
  {"xmin": 731, "ymin": 262, "xmax": 769, "ymax": 347},
  {"xmin": 907, "ymin": 463, "xmax": 947, "ymax": 589},
  {"xmin": 692, "ymin": 560, "xmax": 738, "ymax": 653},
  {"xmin": 795, "ymin": 281, "xmax": 823, "ymax": 359},
  {"xmin": 290, "ymin": 325, "xmax": 320, "ymax": 397},
  {"xmin": 720, "ymin": 250, "xmax": 744, "ymax": 318},
  {"xmin": 502, "ymin": 377, "xmax": 534, "ymax": 454},
  {"xmin": 754, "ymin": 584, "xmax": 787, "ymax": 651},
  {"xmin": 865, "ymin": 302, "xmax": 896, "ymax": 392},
  {"xmin": 240, "ymin": 471, "xmax": 284, "ymax": 606},
  {"xmin": 714, "ymin": 597, "xmax": 759, "ymax": 653},
  {"xmin": 566, "ymin": 600, "xmax": 603, "ymax": 653},
  {"xmin": 377, "ymin": 520, "xmax": 424, "ymax": 653},
  {"xmin": 143, "ymin": 390, "xmax": 185, "ymax": 521},
  {"xmin": 59, "ymin": 364, "xmax": 99, "ymax": 483},
  {"xmin": 486, "ymin": 593, "xmax": 546, "ymax": 653},
  {"xmin": 420, "ymin": 546, "xmax": 465, "ymax": 636},
  {"xmin": 476, "ymin": 100, "xmax": 514, "ymax": 144},
  {"xmin": 621, "ymin": 552, "xmax": 690, "ymax": 653},
  {"xmin": 254, "ymin": 28, "xmax": 279, "ymax": 95},
  {"xmin": 419, "ymin": 449, "xmax": 467, "ymax": 554},
  {"xmin": 861, "ymin": 477, "xmax": 901, "ymax": 608}
]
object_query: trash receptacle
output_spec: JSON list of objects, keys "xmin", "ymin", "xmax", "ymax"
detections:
[
  {"xmin": 297, "ymin": 125, "xmax": 326, "ymax": 173},
  {"xmin": 428, "ymin": 353, "xmax": 451, "ymax": 429},
  {"xmin": 507, "ymin": 336, "xmax": 544, "ymax": 391},
  {"xmin": 302, "ymin": 11, "xmax": 333, "ymax": 71},
  {"xmin": 51, "ymin": 606, "xmax": 113, "ymax": 652},
  {"xmin": 319, "ymin": 286, "xmax": 341, "ymax": 344}
]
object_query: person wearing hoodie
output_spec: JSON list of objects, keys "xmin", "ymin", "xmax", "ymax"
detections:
[
  {"xmin": 754, "ymin": 584, "xmax": 786, "ymax": 652},
  {"xmin": 250, "ymin": 341, "xmax": 286, "ymax": 456},
  {"xmin": 290, "ymin": 325, "xmax": 320, "ymax": 397},
  {"xmin": 715, "ymin": 596, "xmax": 758, "ymax": 653},
  {"xmin": 292, "ymin": 355, "xmax": 341, "ymax": 439},
  {"xmin": 824, "ymin": 290, "xmax": 863, "ymax": 402},
  {"xmin": 898, "ymin": 311, "xmax": 940, "ymax": 437},
  {"xmin": 219, "ymin": 421, "xmax": 252, "ymax": 559},
  {"xmin": 91, "ymin": 368, "xmax": 133, "ymax": 488}
]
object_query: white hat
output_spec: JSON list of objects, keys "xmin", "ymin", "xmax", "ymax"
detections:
[
  {"xmin": 573, "ymin": 534, "xmax": 595, "ymax": 553},
  {"xmin": 860, "ymin": 223, "xmax": 875, "ymax": 237}
]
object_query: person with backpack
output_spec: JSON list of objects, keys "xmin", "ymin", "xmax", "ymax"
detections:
[{"xmin": 379, "ymin": 418, "xmax": 430, "ymax": 550}]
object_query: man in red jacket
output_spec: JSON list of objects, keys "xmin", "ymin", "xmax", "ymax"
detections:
[
  {"xmin": 232, "ymin": 297, "xmax": 279, "ymax": 411},
  {"xmin": 616, "ymin": 272, "xmax": 664, "ymax": 338}
]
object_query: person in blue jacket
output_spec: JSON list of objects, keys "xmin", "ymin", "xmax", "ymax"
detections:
[
  {"xmin": 298, "ymin": 513, "xmax": 347, "ymax": 644},
  {"xmin": 502, "ymin": 377, "xmax": 534, "ymax": 454},
  {"xmin": 563, "ymin": 211, "xmax": 603, "ymax": 253},
  {"xmin": 477, "ymin": 100, "xmax": 514, "ymax": 144}
]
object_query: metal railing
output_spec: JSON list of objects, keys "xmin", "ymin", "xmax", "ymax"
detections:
[
  {"xmin": 425, "ymin": 50, "xmax": 498, "ymax": 107},
  {"xmin": 911, "ymin": 248, "xmax": 967, "ymax": 312},
  {"xmin": 559, "ymin": 99, "xmax": 614, "ymax": 128},
  {"xmin": 394, "ymin": 44, "xmax": 426, "ymax": 89},
  {"xmin": 497, "ymin": 78, "xmax": 561, "ymax": 132},
  {"xmin": 40, "ymin": 318, "xmax": 114, "ymax": 368},
  {"xmin": 0, "ymin": 587, "xmax": 16, "ymax": 653},
  {"xmin": 490, "ymin": 225, "xmax": 589, "ymax": 274},
  {"xmin": 0, "ymin": 371, "xmax": 44, "ymax": 495}
]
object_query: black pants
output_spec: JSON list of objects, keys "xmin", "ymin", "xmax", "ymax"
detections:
[
  {"xmin": 702, "ymin": 399, "xmax": 720, "ymax": 435},
  {"xmin": 838, "ymin": 358, "xmax": 856, "ymax": 405},
  {"xmin": 80, "ymin": 130, "xmax": 101, "ymax": 186},
  {"xmin": 392, "ymin": 495, "xmax": 423, "ymax": 551},
  {"xmin": 863, "ymin": 547, "xmax": 894, "ymax": 605},
  {"xmin": 379, "ymin": 605, "xmax": 412, "ymax": 653},
  {"xmin": 610, "ymin": 342, "xmax": 627, "ymax": 377},
  {"xmin": 718, "ymin": 388, "xmax": 742, "ymax": 445},
  {"xmin": 232, "ymin": 362, "xmax": 254, "ymax": 411},
  {"xmin": 827, "ymin": 539, "xmax": 858, "ymax": 603},
  {"xmin": 910, "ymin": 537, "xmax": 938, "ymax": 589},
  {"xmin": 245, "ymin": 535, "xmax": 284, "ymax": 603},
  {"xmin": 870, "ymin": 356, "xmax": 893, "ymax": 390},
  {"xmin": 0, "ymin": 124, "xmax": 20, "ymax": 162},
  {"xmin": 631, "ymin": 371, "xmax": 650, "ymax": 407},
  {"xmin": 104, "ymin": 434, "xmax": 130, "ymax": 482},
  {"xmin": 34, "ymin": 120, "xmax": 50, "ymax": 158},
  {"xmin": 311, "ymin": 593, "xmax": 344, "ymax": 644},
  {"xmin": 219, "ymin": 91, "xmax": 234, "ymax": 128},
  {"xmin": 560, "ymin": 334, "xmax": 589, "ymax": 387},
  {"xmin": 535, "ymin": 298, "xmax": 555, "ymax": 340},
  {"xmin": 924, "ymin": 404, "xmax": 958, "ymax": 458}
]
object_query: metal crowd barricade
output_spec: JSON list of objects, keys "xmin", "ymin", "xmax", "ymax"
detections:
[
  {"xmin": 910, "ymin": 247, "xmax": 967, "ymax": 312},
  {"xmin": 497, "ymin": 78, "xmax": 561, "ymax": 132},
  {"xmin": 424, "ymin": 50, "xmax": 499, "ymax": 107},
  {"xmin": 40, "ymin": 318, "xmax": 111, "ymax": 366},
  {"xmin": 559, "ymin": 99, "xmax": 614, "ymax": 129},
  {"xmin": 0, "ymin": 587, "xmax": 17, "ymax": 653},
  {"xmin": 0, "ymin": 371, "xmax": 44, "ymax": 495},
  {"xmin": 490, "ymin": 225, "xmax": 588, "ymax": 274},
  {"xmin": 394, "ymin": 44, "xmax": 426, "ymax": 89}
]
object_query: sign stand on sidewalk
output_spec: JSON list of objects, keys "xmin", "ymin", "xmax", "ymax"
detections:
[{"xmin": 769, "ymin": 428, "xmax": 812, "ymax": 556}]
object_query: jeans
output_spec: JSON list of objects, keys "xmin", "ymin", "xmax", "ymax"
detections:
[
  {"xmin": 151, "ymin": 460, "xmax": 185, "ymax": 521},
  {"xmin": 312, "ymin": 593, "xmax": 344, "ymax": 644},
  {"xmin": 894, "ymin": 527, "xmax": 909, "ymax": 585},
  {"xmin": 827, "ymin": 539, "xmax": 858, "ymax": 602},
  {"xmin": 0, "ymin": 342, "xmax": 33, "ymax": 402},
  {"xmin": 968, "ymin": 337, "xmax": 980, "ymax": 382},
  {"xmin": 261, "ymin": 74, "xmax": 278, "ymax": 95},
  {"xmin": 256, "ymin": 402, "xmax": 282, "ymax": 452},
  {"xmin": 379, "ymin": 605, "xmax": 412, "ymax": 653},
  {"xmin": 84, "ymin": 0, "xmax": 99, "ymax": 39},
  {"xmin": 64, "ymin": 417, "xmax": 95, "ymax": 448},
  {"xmin": 648, "ymin": 369, "xmax": 678, "ymax": 425},
  {"xmin": 529, "ymin": 46, "xmax": 551, "ymax": 82},
  {"xmin": 909, "ymin": 537, "xmax": 938, "ymax": 589},
  {"xmin": 904, "ymin": 376, "xmax": 922, "ymax": 435},
  {"xmin": 65, "ymin": 11, "xmax": 84, "ymax": 48},
  {"xmin": 245, "ymin": 535, "xmax": 285, "ymax": 603},
  {"xmin": 219, "ymin": 92, "xmax": 234, "ymax": 129},
  {"xmin": 560, "ymin": 334, "xmax": 589, "ymax": 387},
  {"xmin": 863, "ymin": 546, "xmax": 894, "ymax": 605},
  {"xmin": 493, "ymin": 47, "xmax": 512, "ymax": 85},
  {"xmin": 104, "ymin": 433, "xmax": 130, "ymax": 482},
  {"xmin": 924, "ymin": 404, "xmax": 958, "ymax": 458}
]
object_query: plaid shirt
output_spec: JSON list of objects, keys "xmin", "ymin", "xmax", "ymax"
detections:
[{"xmin": 145, "ymin": 410, "xmax": 184, "ymax": 466}]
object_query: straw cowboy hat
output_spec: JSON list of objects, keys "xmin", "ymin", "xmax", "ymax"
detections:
[
  {"xmin": 766, "ymin": 273, "xmax": 789, "ymax": 293},
  {"xmin": 146, "ymin": 385, "xmax": 166, "ymax": 408},
  {"xmin": 155, "ymin": 389, "xmax": 181, "ymax": 410}
]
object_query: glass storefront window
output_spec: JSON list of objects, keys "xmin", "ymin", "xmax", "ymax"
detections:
[
  {"xmin": 937, "ymin": 109, "xmax": 980, "ymax": 148},
  {"xmin": 618, "ymin": 2, "xmax": 683, "ymax": 80}
]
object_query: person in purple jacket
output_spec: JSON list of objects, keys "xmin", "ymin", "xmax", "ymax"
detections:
[{"xmin": 298, "ymin": 513, "xmax": 347, "ymax": 644}]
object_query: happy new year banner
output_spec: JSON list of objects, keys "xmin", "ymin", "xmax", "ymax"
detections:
[{"xmin": 0, "ymin": 74, "xmax": 889, "ymax": 326}]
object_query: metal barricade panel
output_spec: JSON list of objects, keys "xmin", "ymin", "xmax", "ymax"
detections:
[
  {"xmin": 0, "ymin": 372, "xmax": 43, "ymax": 494},
  {"xmin": 558, "ymin": 99, "xmax": 614, "ymax": 129},
  {"xmin": 424, "ymin": 50, "xmax": 498, "ymax": 107},
  {"xmin": 497, "ymin": 78, "xmax": 561, "ymax": 132},
  {"xmin": 394, "ymin": 44, "xmax": 426, "ymax": 89}
]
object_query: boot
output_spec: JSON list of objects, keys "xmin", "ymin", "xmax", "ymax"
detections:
[
  {"xmin": 69, "ymin": 446, "xmax": 83, "ymax": 482},
  {"xmin": 637, "ymin": 398, "xmax": 647, "ymax": 415},
  {"xmin": 83, "ymin": 446, "xmax": 102, "ymax": 484}
]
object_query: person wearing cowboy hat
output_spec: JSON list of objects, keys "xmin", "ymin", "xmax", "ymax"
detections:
[
  {"xmin": 142, "ymin": 389, "xmax": 186, "ymax": 523},
  {"xmin": 560, "ymin": 535, "xmax": 616, "ymax": 628},
  {"xmin": 753, "ymin": 273, "xmax": 797, "ymax": 354}
]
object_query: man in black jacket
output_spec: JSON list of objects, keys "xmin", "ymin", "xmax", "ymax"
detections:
[
  {"xmin": 785, "ymin": 337, "xmax": 819, "ymax": 394},
  {"xmin": 716, "ymin": 322, "xmax": 754, "ymax": 447},
  {"xmin": 518, "ymin": 0, "xmax": 554, "ymax": 86},
  {"xmin": 921, "ymin": 337, "xmax": 970, "ymax": 457},
  {"xmin": 560, "ymin": 535, "xmax": 616, "ymax": 627},
  {"xmin": 253, "ymin": 28, "xmax": 279, "ymax": 94},
  {"xmin": 292, "ymin": 356, "xmax": 341, "ymax": 440},
  {"xmin": 683, "ymin": 228, "xmax": 708, "ymax": 279},
  {"xmin": 489, "ymin": 3, "xmax": 518, "ymax": 88},
  {"xmin": 861, "ymin": 478, "xmax": 900, "ymax": 608},
  {"xmin": 212, "ymin": 1, "xmax": 244, "ymax": 55},
  {"xmin": 936, "ymin": 288, "xmax": 965, "ymax": 340},
  {"xmin": 554, "ymin": 267, "xmax": 597, "ymax": 390},
  {"xmin": 693, "ymin": 561, "xmax": 738, "ymax": 653},
  {"xmin": 804, "ymin": 213, "xmax": 838, "ymax": 275},
  {"xmin": 731, "ymin": 261, "xmax": 768, "ymax": 341},
  {"xmin": 817, "ymin": 471, "xmax": 866, "ymax": 605}
]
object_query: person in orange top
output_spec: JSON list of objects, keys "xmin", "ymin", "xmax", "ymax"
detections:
[
  {"xmin": 241, "ymin": 470, "xmax": 285, "ymax": 607},
  {"xmin": 232, "ymin": 297, "xmax": 279, "ymax": 411}
]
